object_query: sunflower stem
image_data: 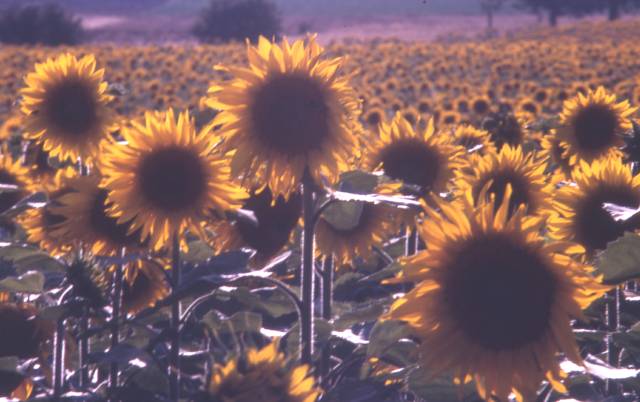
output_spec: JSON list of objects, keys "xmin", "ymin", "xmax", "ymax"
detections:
[
  {"xmin": 300, "ymin": 172, "xmax": 316, "ymax": 366},
  {"xmin": 320, "ymin": 255, "xmax": 333, "ymax": 379},
  {"xmin": 405, "ymin": 226, "xmax": 418, "ymax": 256},
  {"xmin": 606, "ymin": 287, "xmax": 622, "ymax": 395},
  {"xmin": 109, "ymin": 259, "xmax": 124, "ymax": 391},
  {"xmin": 79, "ymin": 307, "xmax": 89, "ymax": 388},
  {"xmin": 53, "ymin": 317, "xmax": 66, "ymax": 397},
  {"xmin": 169, "ymin": 234, "xmax": 182, "ymax": 401}
]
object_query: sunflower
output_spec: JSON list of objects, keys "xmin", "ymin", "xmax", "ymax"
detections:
[
  {"xmin": 482, "ymin": 112, "xmax": 527, "ymax": 149},
  {"xmin": 0, "ymin": 303, "xmax": 52, "ymax": 359},
  {"xmin": 315, "ymin": 187, "xmax": 402, "ymax": 265},
  {"xmin": 206, "ymin": 35, "xmax": 360, "ymax": 198},
  {"xmin": 385, "ymin": 189, "xmax": 607, "ymax": 402},
  {"xmin": 364, "ymin": 113, "xmax": 465, "ymax": 197},
  {"xmin": 549, "ymin": 157, "xmax": 640, "ymax": 255},
  {"xmin": 20, "ymin": 53, "xmax": 114, "ymax": 162},
  {"xmin": 0, "ymin": 151, "xmax": 32, "ymax": 215},
  {"xmin": 0, "ymin": 372, "xmax": 32, "ymax": 401},
  {"xmin": 540, "ymin": 135, "xmax": 572, "ymax": 179},
  {"xmin": 455, "ymin": 145, "xmax": 552, "ymax": 216},
  {"xmin": 50, "ymin": 175, "xmax": 147, "ymax": 256},
  {"xmin": 555, "ymin": 86, "xmax": 636, "ymax": 165},
  {"xmin": 100, "ymin": 109, "xmax": 246, "ymax": 251},
  {"xmin": 19, "ymin": 172, "xmax": 75, "ymax": 256},
  {"xmin": 205, "ymin": 342, "xmax": 320, "ymax": 402},
  {"xmin": 122, "ymin": 259, "xmax": 170, "ymax": 316},
  {"xmin": 212, "ymin": 186, "xmax": 302, "ymax": 267},
  {"xmin": 451, "ymin": 125, "xmax": 495, "ymax": 156}
]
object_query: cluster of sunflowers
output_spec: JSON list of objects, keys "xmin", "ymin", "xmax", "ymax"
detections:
[{"xmin": 1, "ymin": 17, "xmax": 640, "ymax": 402}]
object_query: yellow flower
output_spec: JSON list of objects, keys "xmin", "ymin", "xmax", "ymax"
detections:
[
  {"xmin": 386, "ymin": 188, "xmax": 607, "ymax": 402},
  {"xmin": 208, "ymin": 342, "xmax": 320, "ymax": 402},
  {"xmin": 20, "ymin": 53, "xmax": 114, "ymax": 162},
  {"xmin": 207, "ymin": 35, "xmax": 360, "ymax": 198},
  {"xmin": 49, "ymin": 175, "xmax": 147, "ymax": 256},
  {"xmin": 549, "ymin": 157, "xmax": 640, "ymax": 254},
  {"xmin": 212, "ymin": 186, "xmax": 302, "ymax": 267},
  {"xmin": 555, "ymin": 86, "xmax": 636, "ymax": 165},
  {"xmin": 364, "ymin": 113, "xmax": 465, "ymax": 196},
  {"xmin": 100, "ymin": 109, "xmax": 246, "ymax": 251},
  {"xmin": 122, "ymin": 259, "xmax": 170, "ymax": 316},
  {"xmin": 455, "ymin": 145, "xmax": 552, "ymax": 217}
]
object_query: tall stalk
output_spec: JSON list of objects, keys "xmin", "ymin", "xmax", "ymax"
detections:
[
  {"xmin": 300, "ymin": 172, "xmax": 316, "ymax": 365},
  {"xmin": 53, "ymin": 317, "xmax": 66, "ymax": 397},
  {"xmin": 606, "ymin": 287, "xmax": 621, "ymax": 395},
  {"xmin": 405, "ymin": 227, "xmax": 417, "ymax": 256},
  {"xmin": 109, "ymin": 260, "xmax": 124, "ymax": 390},
  {"xmin": 320, "ymin": 255, "xmax": 333, "ymax": 379},
  {"xmin": 169, "ymin": 234, "xmax": 182, "ymax": 401}
]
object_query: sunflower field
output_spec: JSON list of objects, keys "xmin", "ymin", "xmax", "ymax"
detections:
[{"xmin": 3, "ymin": 15, "xmax": 640, "ymax": 402}]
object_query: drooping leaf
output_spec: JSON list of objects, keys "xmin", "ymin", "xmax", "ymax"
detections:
[
  {"xmin": 0, "ymin": 270, "xmax": 44, "ymax": 293},
  {"xmin": 366, "ymin": 320, "xmax": 411, "ymax": 358},
  {"xmin": 595, "ymin": 233, "xmax": 640, "ymax": 284}
]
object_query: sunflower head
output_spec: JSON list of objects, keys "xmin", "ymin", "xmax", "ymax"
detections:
[
  {"xmin": 50, "ymin": 174, "xmax": 148, "ymax": 256},
  {"xmin": 364, "ymin": 113, "xmax": 465, "ymax": 197},
  {"xmin": 20, "ymin": 53, "xmax": 114, "ymax": 162},
  {"xmin": 19, "ymin": 173, "xmax": 75, "ymax": 256},
  {"xmin": 386, "ymin": 189, "xmax": 607, "ymax": 402},
  {"xmin": 555, "ymin": 86, "xmax": 636, "ymax": 165},
  {"xmin": 122, "ymin": 259, "xmax": 170, "ymax": 316},
  {"xmin": 451, "ymin": 125, "xmax": 495, "ymax": 156},
  {"xmin": 549, "ymin": 157, "xmax": 640, "ymax": 254},
  {"xmin": 205, "ymin": 342, "xmax": 320, "ymax": 402},
  {"xmin": 66, "ymin": 258, "xmax": 110, "ymax": 310},
  {"xmin": 315, "ymin": 184, "xmax": 403, "ymax": 264},
  {"xmin": 100, "ymin": 109, "xmax": 246, "ymax": 251},
  {"xmin": 482, "ymin": 112, "xmax": 527, "ymax": 149},
  {"xmin": 207, "ymin": 35, "xmax": 360, "ymax": 198},
  {"xmin": 455, "ymin": 145, "xmax": 552, "ymax": 217},
  {"xmin": 212, "ymin": 186, "xmax": 302, "ymax": 267},
  {"xmin": 0, "ymin": 303, "xmax": 53, "ymax": 359}
]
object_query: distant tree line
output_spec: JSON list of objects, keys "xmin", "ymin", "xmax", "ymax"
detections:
[{"xmin": 481, "ymin": 0, "xmax": 640, "ymax": 28}]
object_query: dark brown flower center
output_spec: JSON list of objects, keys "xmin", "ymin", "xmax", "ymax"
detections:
[
  {"xmin": 89, "ymin": 189, "xmax": 144, "ymax": 249},
  {"xmin": 443, "ymin": 233, "xmax": 556, "ymax": 350},
  {"xmin": 572, "ymin": 104, "xmax": 619, "ymax": 154},
  {"xmin": 250, "ymin": 73, "xmax": 331, "ymax": 156},
  {"xmin": 137, "ymin": 146, "xmax": 207, "ymax": 213},
  {"xmin": 574, "ymin": 184, "xmax": 640, "ymax": 253},
  {"xmin": 379, "ymin": 139, "xmax": 441, "ymax": 189},
  {"xmin": 472, "ymin": 99, "xmax": 489, "ymax": 115},
  {"xmin": 44, "ymin": 79, "xmax": 98, "ymax": 137}
]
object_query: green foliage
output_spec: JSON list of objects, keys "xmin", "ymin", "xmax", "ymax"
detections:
[
  {"xmin": 191, "ymin": 0, "xmax": 281, "ymax": 43},
  {"xmin": 595, "ymin": 232, "xmax": 640, "ymax": 284},
  {"xmin": 0, "ymin": 3, "xmax": 84, "ymax": 46}
]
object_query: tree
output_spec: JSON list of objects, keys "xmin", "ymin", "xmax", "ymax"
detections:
[
  {"xmin": 604, "ymin": 0, "xmax": 640, "ymax": 21},
  {"xmin": 517, "ymin": 0, "xmax": 601, "ymax": 26},
  {"xmin": 480, "ymin": 0, "xmax": 506, "ymax": 30}
]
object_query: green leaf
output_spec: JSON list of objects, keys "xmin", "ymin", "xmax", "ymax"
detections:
[
  {"xmin": 334, "ymin": 298, "xmax": 391, "ymax": 331},
  {"xmin": 0, "ymin": 245, "xmax": 65, "ymax": 273},
  {"xmin": 284, "ymin": 319, "xmax": 332, "ymax": 358},
  {"xmin": 339, "ymin": 170, "xmax": 380, "ymax": 193},
  {"xmin": 0, "ymin": 270, "xmax": 44, "ymax": 293},
  {"xmin": 366, "ymin": 320, "xmax": 411, "ymax": 358},
  {"xmin": 322, "ymin": 199, "xmax": 364, "ymax": 231},
  {"xmin": 595, "ymin": 232, "xmax": 640, "ymax": 284},
  {"xmin": 204, "ymin": 311, "xmax": 263, "ymax": 335}
]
